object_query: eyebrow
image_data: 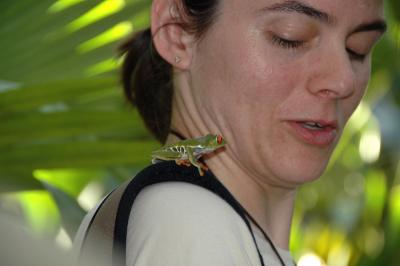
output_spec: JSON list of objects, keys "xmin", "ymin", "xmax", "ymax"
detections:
[
  {"xmin": 352, "ymin": 20, "xmax": 387, "ymax": 34},
  {"xmin": 261, "ymin": 0, "xmax": 334, "ymax": 24},
  {"xmin": 260, "ymin": 0, "xmax": 387, "ymax": 34}
]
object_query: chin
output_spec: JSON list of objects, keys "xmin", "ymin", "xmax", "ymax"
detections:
[
  {"xmin": 261, "ymin": 151, "xmax": 331, "ymax": 187},
  {"xmin": 287, "ymin": 145, "xmax": 336, "ymax": 184},
  {"xmin": 282, "ymin": 159, "xmax": 330, "ymax": 185}
]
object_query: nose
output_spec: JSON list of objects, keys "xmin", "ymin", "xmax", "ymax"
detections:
[{"xmin": 307, "ymin": 47, "xmax": 356, "ymax": 100}]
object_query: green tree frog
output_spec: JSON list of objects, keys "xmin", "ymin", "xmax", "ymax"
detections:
[{"xmin": 151, "ymin": 134, "xmax": 226, "ymax": 176}]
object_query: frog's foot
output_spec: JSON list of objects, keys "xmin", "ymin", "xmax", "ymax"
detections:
[
  {"xmin": 197, "ymin": 167, "xmax": 205, "ymax": 176},
  {"xmin": 199, "ymin": 161, "xmax": 209, "ymax": 171},
  {"xmin": 175, "ymin": 159, "xmax": 191, "ymax": 167},
  {"xmin": 195, "ymin": 162, "xmax": 209, "ymax": 176}
]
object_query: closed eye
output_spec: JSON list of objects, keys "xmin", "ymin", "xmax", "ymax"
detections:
[
  {"xmin": 346, "ymin": 48, "xmax": 367, "ymax": 62},
  {"xmin": 271, "ymin": 35, "xmax": 304, "ymax": 49}
]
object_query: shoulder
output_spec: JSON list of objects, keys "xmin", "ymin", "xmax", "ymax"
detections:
[
  {"xmin": 126, "ymin": 182, "xmax": 259, "ymax": 266},
  {"xmin": 128, "ymin": 182, "xmax": 247, "ymax": 242},
  {"xmin": 131, "ymin": 181, "xmax": 239, "ymax": 224}
]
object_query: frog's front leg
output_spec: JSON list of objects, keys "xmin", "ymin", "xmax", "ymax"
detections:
[{"xmin": 186, "ymin": 146, "xmax": 208, "ymax": 176}]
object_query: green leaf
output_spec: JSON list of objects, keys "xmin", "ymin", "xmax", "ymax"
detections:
[
  {"xmin": 388, "ymin": 0, "xmax": 400, "ymax": 21},
  {"xmin": 0, "ymin": 140, "xmax": 159, "ymax": 172},
  {"xmin": 0, "ymin": 110, "xmax": 148, "ymax": 146},
  {"xmin": 0, "ymin": 171, "xmax": 43, "ymax": 192},
  {"xmin": 0, "ymin": 76, "xmax": 117, "ymax": 112},
  {"xmin": 17, "ymin": 190, "xmax": 60, "ymax": 236},
  {"xmin": 41, "ymin": 180, "xmax": 86, "ymax": 238},
  {"xmin": 33, "ymin": 168, "xmax": 104, "ymax": 197}
]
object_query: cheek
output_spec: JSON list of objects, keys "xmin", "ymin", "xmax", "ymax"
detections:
[
  {"xmin": 343, "ymin": 65, "xmax": 371, "ymax": 120},
  {"xmin": 217, "ymin": 40, "xmax": 297, "ymax": 116},
  {"xmin": 190, "ymin": 21, "xmax": 301, "ymax": 146}
]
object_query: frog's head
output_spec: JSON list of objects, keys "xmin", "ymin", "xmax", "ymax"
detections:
[{"xmin": 204, "ymin": 134, "xmax": 226, "ymax": 149}]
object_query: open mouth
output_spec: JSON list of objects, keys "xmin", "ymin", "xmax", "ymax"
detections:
[
  {"xmin": 288, "ymin": 120, "xmax": 338, "ymax": 147},
  {"xmin": 300, "ymin": 121, "xmax": 337, "ymax": 131}
]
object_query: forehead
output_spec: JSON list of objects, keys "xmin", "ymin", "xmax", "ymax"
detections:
[{"xmin": 221, "ymin": 0, "xmax": 385, "ymax": 22}]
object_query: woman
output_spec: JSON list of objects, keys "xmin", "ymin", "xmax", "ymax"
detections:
[{"xmin": 76, "ymin": 0, "xmax": 387, "ymax": 265}]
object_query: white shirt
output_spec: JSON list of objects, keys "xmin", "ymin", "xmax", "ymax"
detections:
[{"xmin": 127, "ymin": 182, "xmax": 295, "ymax": 266}]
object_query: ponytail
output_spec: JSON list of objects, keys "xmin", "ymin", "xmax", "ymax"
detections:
[
  {"xmin": 119, "ymin": 1, "xmax": 219, "ymax": 144},
  {"xmin": 119, "ymin": 28, "xmax": 173, "ymax": 143}
]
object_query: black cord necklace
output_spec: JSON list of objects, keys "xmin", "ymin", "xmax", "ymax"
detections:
[
  {"xmin": 241, "ymin": 208, "xmax": 287, "ymax": 266},
  {"xmin": 168, "ymin": 130, "xmax": 289, "ymax": 266},
  {"xmin": 169, "ymin": 129, "xmax": 186, "ymax": 141}
]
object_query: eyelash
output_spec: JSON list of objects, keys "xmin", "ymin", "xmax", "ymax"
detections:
[
  {"xmin": 346, "ymin": 49, "xmax": 367, "ymax": 62},
  {"xmin": 271, "ymin": 35, "xmax": 367, "ymax": 62},
  {"xmin": 271, "ymin": 35, "xmax": 304, "ymax": 49}
]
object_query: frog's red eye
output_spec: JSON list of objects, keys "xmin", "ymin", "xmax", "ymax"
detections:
[{"xmin": 217, "ymin": 135, "xmax": 223, "ymax": 144}]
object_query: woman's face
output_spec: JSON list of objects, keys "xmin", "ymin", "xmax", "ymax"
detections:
[{"xmin": 187, "ymin": 0, "xmax": 385, "ymax": 186}]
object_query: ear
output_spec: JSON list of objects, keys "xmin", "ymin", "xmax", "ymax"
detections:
[{"xmin": 151, "ymin": 0, "xmax": 194, "ymax": 69}]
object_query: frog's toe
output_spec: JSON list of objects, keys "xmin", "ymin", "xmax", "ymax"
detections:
[
  {"xmin": 198, "ymin": 161, "xmax": 209, "ymax": 171},
  {"xmin": 198, "ymin": 167, "xmax": 205, "ymax": 176},
  {"xmin": 175, "ymin": 159, "xmax": 191, "ymax": 167}
]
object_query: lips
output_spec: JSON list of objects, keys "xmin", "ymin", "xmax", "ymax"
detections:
[{"xmin": 286, "ymin": 120, "xmax": 338, "ymax": 147}]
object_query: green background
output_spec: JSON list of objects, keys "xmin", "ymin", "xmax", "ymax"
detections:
[{"xmin": 0, "ymin": 1, "xmax": 399, "ymax": 265}]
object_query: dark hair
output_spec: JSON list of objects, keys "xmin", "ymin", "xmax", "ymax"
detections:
[{"xmin": 119, "ymin": 1, "xmax": 219, "ymax": 143}]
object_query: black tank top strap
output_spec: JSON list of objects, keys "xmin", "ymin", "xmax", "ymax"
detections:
[
  {"xmin": 169, "ymin": 129, "xmax": 186, "ymax": 140},
  {"xmin": 112, "ymin": 161, "xmax": 266, "ymax": 266}
]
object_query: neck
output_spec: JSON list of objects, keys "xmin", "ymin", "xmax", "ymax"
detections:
[
  {"xmin": 205, "ymin": 152, "xmax": 296, "ymax": 249},
  {"xmin": 165, "ymin": 130, "xmax": 296, "ymax": 249},
  {"xmin": 168, "ymin": 72, "xmax": 296, "ymax": 250}
]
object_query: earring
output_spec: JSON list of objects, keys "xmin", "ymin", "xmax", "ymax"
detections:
[{"xmin": 175, "ymin": 56, "xmax": 181, "ymax": 64}]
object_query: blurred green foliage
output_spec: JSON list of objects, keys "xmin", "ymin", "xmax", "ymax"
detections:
[{"xmin": 0, "ymin": 0, "xmax": 399, "ymax": 265}]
